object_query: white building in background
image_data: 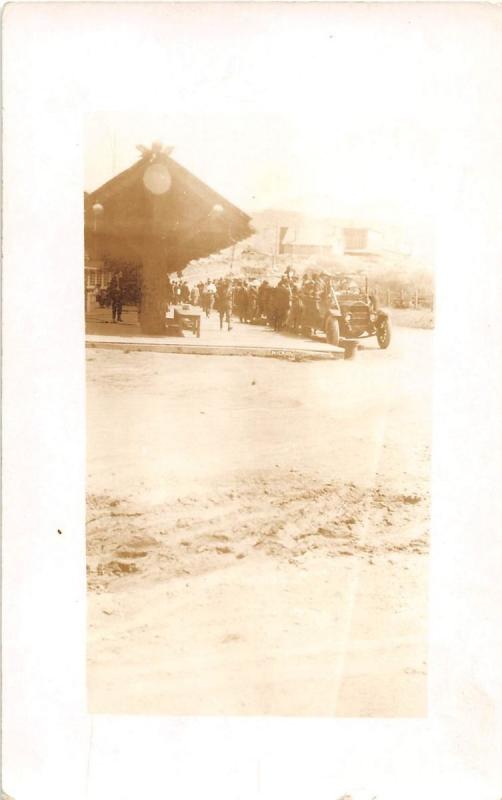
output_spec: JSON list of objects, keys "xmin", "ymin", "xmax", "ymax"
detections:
[
  {"xmin": 279, "ymin": 222, "xmax": 386, "ymax": 258},
  {"xmin": 342, "ymin": 226, "xmax": 384, "ymax": 253},
  {"xmin": 246, "ymin": 211, "xmax": 430, "ymax": 270},
  {"xmin": 84, "ymin": 253, "xmax": 112, "ymax": 292},
  {"xmin": 84, "ymin": 252, "xmax": 112, "ymax": 312},
  {"xmin": 280, "ymin": 223, "xmax": 344, "ymax": 257}
]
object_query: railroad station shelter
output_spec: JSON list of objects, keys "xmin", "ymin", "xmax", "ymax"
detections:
[{"xmin": 84, "ymin": 142, "xmax": 253, "ymax": 334}]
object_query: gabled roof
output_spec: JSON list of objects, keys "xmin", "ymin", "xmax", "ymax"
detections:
[
  {"xmin": 84, "ymin": 147, "xmax": 254, "ymax": 270},
  {"xmin": 281, "ymin": 223, "xmax": 342, "ymax": 248}
]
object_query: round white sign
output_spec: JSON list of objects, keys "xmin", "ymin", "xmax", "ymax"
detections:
[{"xmin": 143, "ymin": 163, "xmax": 172, "ymax": 195}]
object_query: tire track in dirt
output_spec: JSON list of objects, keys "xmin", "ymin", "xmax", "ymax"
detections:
[{"xmin": 87, "ymin": 471, "xmax": 429, "ymax": 593}]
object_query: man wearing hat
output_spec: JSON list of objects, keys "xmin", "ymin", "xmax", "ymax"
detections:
[{"xmin": 109, "ymin": 271, "xmax": 124, "ymax": 322}]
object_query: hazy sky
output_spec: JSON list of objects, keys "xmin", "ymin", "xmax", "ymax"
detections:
[
  {"xmin": 83, "ymin": 3, "xmax": 477, "ymax": 258},
  {"xmin": 86, "ymin": 110, "xmax": 436, "ymax": 225}
]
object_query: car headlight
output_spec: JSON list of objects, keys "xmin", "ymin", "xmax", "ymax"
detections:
[{"xmin": 370, "ymin": 312, "xmax": 377, "ymax": 322}]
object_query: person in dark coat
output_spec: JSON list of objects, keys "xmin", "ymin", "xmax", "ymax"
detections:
[
  {"xmin": 289, "ymin": 285, "xmax": 303, "ymax": 332},
  {"xmin": 202, "ymin": 279, "xmax": 216, "ymax": 317},
  {"xmin": 257, "ymin": 280, "xmax": 266, "ymax": 316},
  {"xmin": 216, "ymin": 280, "xmax": 233, "ymax": 331},
  {"xmin": 181, "ymin": 281, "xmax": 190, "ymax": 303},
  {"xmin": 246, "ymin": 283, "xmax": 258, "ymax": 322},
  {"xmin": 238, "ymin": 281, "xmax": 250, "ymax": 323},
  {"xmin": 270, "ymin": 279, "xmax": 292, "ymax": 332},
  {"xmin": 108, "ymin": 271, "xmax": 124, "ymax": 322}
]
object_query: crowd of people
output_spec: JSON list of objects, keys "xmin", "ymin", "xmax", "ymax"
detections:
[
  {"xmin": 168, "ymin": 271, "xmax": 362, "ymax": 333},
  {"xmin": 97, "ymin": 269, "xmax": 365, "ymax": 335}
]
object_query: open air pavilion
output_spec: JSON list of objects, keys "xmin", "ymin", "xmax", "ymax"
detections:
[{"xmin": 84, "ymin": 142, "xmax": 254, "ymax": 334}]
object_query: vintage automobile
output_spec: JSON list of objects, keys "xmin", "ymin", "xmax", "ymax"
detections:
[{"xmin": 301, "ymin": 273, "xmax": 392, "ymax": 349}]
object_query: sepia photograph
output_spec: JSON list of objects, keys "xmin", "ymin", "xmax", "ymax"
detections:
[
  {"xmin": 3, "ymin": 2, "xmax": 502, "ymax": 798},
  {"xmin": 85, "ymin": 110, "xmax": 433, "ymax": 716}
]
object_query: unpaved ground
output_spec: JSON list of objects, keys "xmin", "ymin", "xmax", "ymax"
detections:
[
  {"xmin": 87, "ymin": 327, "xmax": 432, "ymax": 716},
  {"xmin": 387, "ymin": 306, "xmax": 434, "ymax": 329}
]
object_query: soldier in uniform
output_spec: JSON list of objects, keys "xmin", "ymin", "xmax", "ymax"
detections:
[
  {"xmin": 257, "ymin": 280, "xmax": 269, "ymax": 318},
  {"xmin": 216, "ymin": 279, "xmax": 233, "ymax": 331},
  {"xmin": 181, "ymin": 281, "xmax": 190, "ymax": 303},
  {"xmin": 289, "ymin": 284, "xmax": 303, "ymax": 332},
  {"xmin": 109, "ymin": 271, "xmax": 124, "ymax": 322},
  {"xmin": 246, "ymin": 281, "xmax": 259, "ymax": 322}
]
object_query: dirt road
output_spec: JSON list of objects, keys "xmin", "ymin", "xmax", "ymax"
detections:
[{"xmin": 87, "ymin": 327, "xmax": 432, "ymax": 716}]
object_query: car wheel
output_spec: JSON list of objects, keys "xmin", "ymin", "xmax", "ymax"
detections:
[
  {"xmin": 376, "ymin": 318, "xmax": 392, "ymax": 349},
  {"xmin": 326, "ymin": 317, "xmax": 340, "ymax": 346}
]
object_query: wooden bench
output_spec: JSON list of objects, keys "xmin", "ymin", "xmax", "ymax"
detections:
[{"xmin": 172, "ymin": 305, "xmax": 201, "ymax": 338}]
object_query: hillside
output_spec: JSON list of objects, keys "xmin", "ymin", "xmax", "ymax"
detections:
[{"xmin": 183, "ymin": 208, "xmax": 434, "ymax": 302}]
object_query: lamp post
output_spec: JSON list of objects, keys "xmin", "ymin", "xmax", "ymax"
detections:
[
  {"xmin": 87, "ymin": 203, "xmax": 104, "ymax": 313},
  {"xmin": 92, "ymin": 202, "xmax": 104, "ymax": 232},
  {"xmin": 91, "ymin": 202, "xmax": 104, "ymax": 262},
  {"xmin": 209, "ymin": 204, "xmax": 237, "ymax": 278}
]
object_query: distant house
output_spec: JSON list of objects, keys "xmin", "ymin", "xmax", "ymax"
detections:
[
  {"xmin": 251, "ymin": 213, "xmax": 418, "ymax": 268},
  {"xmin": 279, "ymin": 224, "xmax": 345, "ymax": 257},
  {"xmin": 343, "ymin": 226, "xmax": 383, "ymax": 254},
  {"xmin": 279, "ymin": 222, "xmax": 384, "ymax": 258}
]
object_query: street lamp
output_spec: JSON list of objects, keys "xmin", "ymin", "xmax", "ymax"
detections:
[
  {"xmin": 209, "ymin": 204, "xmax": 237, "ymax": 276},
  {"xmin": 92, "ymin": 202, "xmax": 104, "ymax": 232}
]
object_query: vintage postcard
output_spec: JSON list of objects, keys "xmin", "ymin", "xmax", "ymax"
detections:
[
  {"xmin": 84, "ymin": 110, "xmax": 432, "ymax": 717},
  {"xmin": 3, "ymin": 3, "xmax": 502, "ymax": 799}
]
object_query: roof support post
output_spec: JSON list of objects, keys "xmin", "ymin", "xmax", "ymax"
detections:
[{"xmin": 138, "ymin": 243, "xmax": 169, "ymax": 335}]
